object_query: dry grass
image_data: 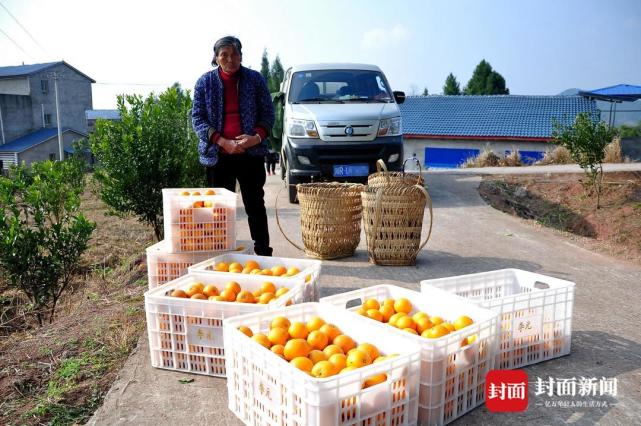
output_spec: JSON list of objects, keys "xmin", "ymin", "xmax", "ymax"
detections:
[
  {"xmin": 536, "ymin": 146, "xmax": 573, "ymax": 165},
  {"xmin": 604, "ymin": 137, "xmax": 623, "ymax": 163},
  {"xmin": 500, "ymin": 149, "xmax": 523, "ymax": 167},
  {"xmin": 462, "ymin": 149, "xmax": 501, "ymax": 168}
]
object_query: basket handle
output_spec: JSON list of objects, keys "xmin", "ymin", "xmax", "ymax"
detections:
[
  {"xmin": 414, "ymin": 184, "xmax": 434, "ymax": 254},
  {"xmin": 402, "ymin": 157, "xmax": 423, "ymax": 177},
  {"xmin": 275, "ymin": 184, "xmax": 305, "ymax": 253},
  {"xmin": 376, "ymin": 159, "xmax": 388, "ymax": 173}
]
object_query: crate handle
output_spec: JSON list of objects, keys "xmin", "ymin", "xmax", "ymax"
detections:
[
  {"xmin": 534, "ymin": 281, "xmax": 550, "ymax": 290},
  {"xmin": 345, "ymin": 298, "xmax": 363, "ymax": 309}
]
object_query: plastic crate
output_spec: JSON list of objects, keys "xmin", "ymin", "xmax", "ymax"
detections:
[
  {"xmin": 223, "ymin": 302, "xmax": 421, "ymax": 426},
  {"xmin": 320, "ymin": 285, "xmax": 499, "ymax": 426},
  {"xmin": 420, "ymin": 269, "xmax": 575, "ymax": 370},
  {"xmin": 146, "ymin": 240, "xmax": 253, "ymax": 290},
  {"xmin": 188, "ymin": 254, "xmax": 322, "ymax": 302},
  {"xmin": 162, "ymin": 188, "xmax": 237, "ymax": 253},
  {"xmin": 145, "ymin": 271, "xmax": 306, "ymax": 377}
]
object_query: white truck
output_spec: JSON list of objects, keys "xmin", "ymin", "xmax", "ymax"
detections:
[{"xmin": 274, "ymin": 63, "xmax": 406, "ymax": 203}]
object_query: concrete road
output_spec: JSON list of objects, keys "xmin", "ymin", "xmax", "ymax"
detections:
[{"xmin": 90, "ymin": 171, "xmax": 641, "ymax": 426}]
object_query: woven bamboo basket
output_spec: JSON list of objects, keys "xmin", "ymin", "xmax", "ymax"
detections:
[
  {"xmin": 276, "ymin": 182, "xmax": 365, "ymax": 260},
  {"xmin": 368, "ymin": 159, "xmax": 424, "ymax": 189},
  {"xmin": 362, "ymin": 182, "xmax": 433, "ymax": 266}
]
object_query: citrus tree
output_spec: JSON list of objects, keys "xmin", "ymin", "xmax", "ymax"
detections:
[
  {"xmin": 552, "ymin": 112, "xmax": 618, "ymax": 209},
  {"xmin": 0, "ymin": 159, "xmax": 95, "ymax": 325},
  {"xmin": 90, "ymin": 86, "xmax": 204, "ymax": 240}
]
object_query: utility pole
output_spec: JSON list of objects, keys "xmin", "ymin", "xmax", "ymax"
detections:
[
  {"xmin": 49, "ymin": 72, "xmax": 64, "ymax": 161},
  {"xmin": 0, "ymin": 104, "xmax": 5, "ymax": 145}
]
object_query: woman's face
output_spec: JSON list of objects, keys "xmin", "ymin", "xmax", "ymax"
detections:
[{"xmin": 216, "ymin": 45, "xmax": 241, "ymax": 73}]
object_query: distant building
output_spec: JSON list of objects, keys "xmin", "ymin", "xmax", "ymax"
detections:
[
  {"xmin": 86, "ymin": 109, "xmax": 120, "ymax": 133},
  {"xmin": 400, "ymin": 95, "xmax": 599, "ymax": 168},
  {"xmin": 0, "ymin": 61, "xmax": 94, "ymax": 170}
]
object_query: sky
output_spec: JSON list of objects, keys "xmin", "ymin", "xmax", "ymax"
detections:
[{"xmin": 1, "ymin": 0, "xmax": 640, "ymax": 109}]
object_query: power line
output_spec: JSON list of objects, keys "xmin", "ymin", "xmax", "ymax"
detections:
[
  {"xmin": 0, "ymin": 1, "xmax": 49, "ymax": 56},
  {"xmin": 0, "ymin": 27, "xmax": 33, "ymax": 59}
]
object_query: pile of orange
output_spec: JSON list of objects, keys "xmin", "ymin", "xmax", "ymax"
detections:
[
  {"xmin": 170, "ymin": 280, "xmax": 291, "ymax": 304},
  {"xmin": 179, "ymin": 189, "xmax": 217, "ymax": 208},
  {"xmin": 239, "ymin": 315, "xmax": 394, "ymax": 387},
  {"xmin": 212, "ymin": 260, "xmax": 305, "ymax": 278},
  {"xmin": 356, "ymin": 297, "xmax": 476, "ymax": 345}
]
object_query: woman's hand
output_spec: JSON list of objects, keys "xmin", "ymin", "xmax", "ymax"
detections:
[
  {"xmin": 218, "ymin": 137, "xmax": 245, "ymax": 154},
  {"xmin": 235, "ymin": 134, "xmax": 261, "ymax": 149}
]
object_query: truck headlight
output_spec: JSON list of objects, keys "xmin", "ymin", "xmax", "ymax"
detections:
[
  {"xmin": 287, "ymin": 119, "xmax": 319, "ymax": 138},
  {"xmin": 378, "ymin": 117, "xmax": 402, "ymax": 137}
]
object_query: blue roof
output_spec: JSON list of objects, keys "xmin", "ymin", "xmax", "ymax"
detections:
[
  {"xmin": 579, "ymin": 84, "xmax": 641, "ymax": 102},
  {"xmin": 400, "ymin": 95, "xmax": 599, "ymax": 139},
  {"xmin": 86, "ymin": 109, "xmax": 120, "ymax": 120},
  {"xmin": 0, "ymin": 128, "xmax": 81, "ymax": 153},
  {"xmin": 0, "ymin": 61, "xmax": 95, "ymax": 82}
]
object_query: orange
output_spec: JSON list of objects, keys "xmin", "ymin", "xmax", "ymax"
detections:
[
  {"xmin": 260, "ymin": 269, "xmax": 273, "ymax": 276},
  {"xmin": 275, "ymin": 287, "xmax": 289, "ymax": 297},
  {"xmin": 379, "ymin": 305, "xmax": 395, "ymax": 322},
  {"xmin": 356, "ymin": 307, "xmax": 368, "ymax": 316},
  {"xmin": 268, "ymin": 327, "xmax": 289, "ymax": 346},
  {"xmin": 416, "ymin": 318, "xmax": 434, "ymax": 334},
  {"xmin": 382, "ymin": 298, "xmax": 395, "ymax": 308},
  {"xmin": 393, "ymin": 298, "xmax": 412, "ymax": 314},
  {"xmin": 236, "ymin": 290, "xmax": 255, "ymax": 303},
  {"xmin": 252, "ymin": 333, "xmax": 271, "ymax": 349},
  {"xmin": 328, "ymin": 353, "xmax": 347, "ymax": 371},
  {"xmin": 453, "ymin": 315, "xmax": 474, "ymax": 330},
  {"xmin": 209, "ymin": 295, "xmax": 227, "ymax": 302},
  {"xmin": 388, "ymin": 313, "xmax": 406, "ymax": 327},
  {"xmin": 271, "ymin": 265, "xmax": 287, "ymax": 276},
  {"xmin": 308, "ymin": 350, "xmax": 327, "ymax": 364},
  {"xmin": 284, "ymin": 338, "xmax": 311, "ymax": 361},
  {"xmin": 242, "ymin": 266, "xmax": 255, "ymax": 274},
  {"xmin": 356, "ymin": 343, "xmax": 380, "ymax": 361},
  {"xmin": 260, "ymin": 281, "xmax": 276, "ymax": 294},
  {"xmin": 271, "ymin": 344, "xmax": 285, "ymax": 358},
  {"xmin": 191, "ymin": 293, "xmax": 207, "ymax": 300},
  {"xmin": 306, "ymin": 316, "xmax": 326, "ymax": 332},
  {"xmin": 228, "ymin": 262, "xmax": 243, "ymax": 272},
  {"xmin": 333, "ymin": 334, "xmax": 356, "ymax": 354},
  {"xmin": 423, "ymin": 324, "xmax": 450, "ymax": 339},
  {"xmin": 180, "ymin": 190, "xmax": 190, "ymax": 196},
  {"xmin": 340, "ymin": 366, "xmax": 357, "ymax": 374},
  {"xmin": 214, "ymin": 262, "xmax": 229, "ymax": 272},
  {"xmin": 404, "ymin": 328, "xmax": 419, "ymax": 334},
  {"xmin": 245, "ymin": 260, "xmax": 260, "ymax": 271},
  {"xmin": 362, "ymin": 298, "xmax": 380, "ymax": 311},
  {"xmin": 366, "ymin": 309, "xmax": 384, "ymax": 322},
  {"xmin": 290, "ymin": 356, "xmax": 314, "ymax": 374},
  {"xmin": 238, "ymin": 326, "xmax": 253, "ymax": 337},
  {"xmin": 250, "ymin": 269, "xmax": 262, "ymax": 275},
  {"xmin": 170, "ymin": 289, "xmax": 188, "ymax": 298},
  {"xmin": 286, "ymin": 266, "xmax": 300, "ymax": 276},
  {"xmin": 442, "ymin": 323, "xmax": 456, "ymax": 332},
  {"xmin": 319, "ymin": 324, "xmax": 341, "ymax": 342},
  {"xmin": 307, "ymin": 330, "xmax": 329, "ymax": 350},
  {"xmin": 258, "ymin": 292, "xmax": 275, "ymax": 304},
  {"xmin": 461, "ymin": 334, "xmax": 478, "ymax": 347},
  {"xmin": 186, "ymin": 284, "xmax": 203, "ymax": 297},
  {"xmin": 191, "ymin": 191, "xmax": 201, "ymax": 196},
  {"xmin": 252, "ymin": 289, "xmax": 263, "ymax": 298},
  {"xmin": 430, "ymin": 316, "xmax": 444, "ymax": 326},
  {"xmin": 271, "ymin": 316, "xmax": 291, "ymax": 330},
  {"xmin": 311, "ymin": 360, "xmax": 337, "ymax": 378},
  {"xmin": 203, "ymin": 284, "xmax": 219, "ymax": 297},
  {"xmin": 229, "ymin": 266, "xmax": 243, "ymax": 274},
  {"xmin": 225, "ymin": 281, "xmax": 241, "ymax": 295},
  {"xmin": 190, "ymin": 282, "xmax": 204, "ymax": 292},
  {"xmin": 396, "ymin": 316, "xmax": 416, "ymax": 330},
  {"xmin": 346, "ymin": 349, "xmax": 371, "ymax": 368},
  {"xmin": 363, "ymin": 373, "xmax": 387, "ymax": 389},
  {"xmin": 288, "ymin": 322, "xmax": 309, "ymax": 339},
  {"xmin": 204, "ymin": 189, "xmax": 216, "ymax": 195},
  {"xmin": 220, "ymin": 289, "xmax": 237, "ymax": 302},
  {"xmin": 412, "ymin": 311, "xmax": 429, "ymax": 323},
  {"xmin": 305, "ymin": 274, "xmax": 312, "ymax": 282},
  {"xmin": 323, "ymin": 344, "xmax": 344, "ymax": 358}
]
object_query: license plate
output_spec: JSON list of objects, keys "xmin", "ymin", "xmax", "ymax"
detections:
[{"xmin": 333, "ymin": 164, "xmax": 369, "ymax": 177}]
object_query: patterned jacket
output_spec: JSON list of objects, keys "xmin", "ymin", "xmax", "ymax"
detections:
[{"xmin": 192, "ymin": 65, "xmax": 274, "ymax": 166}]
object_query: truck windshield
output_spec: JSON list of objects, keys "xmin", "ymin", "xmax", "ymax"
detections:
[{"xmin": 289, "ymin": 69, "xmax": 393, "ymax": 104}]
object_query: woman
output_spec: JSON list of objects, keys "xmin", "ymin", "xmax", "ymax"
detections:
[{"xmin": 192, "ymin": 36, "xmax": 275, "ymax": 256}]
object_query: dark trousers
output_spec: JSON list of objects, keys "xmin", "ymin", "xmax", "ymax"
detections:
[{"xmin": 207, "ymin": 154, "xmax": 272, "ymax": 256}]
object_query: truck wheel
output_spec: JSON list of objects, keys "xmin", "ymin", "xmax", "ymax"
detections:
[{"xmin": 286, "ymin": 167, "xmax": 298, "ymax": 204}]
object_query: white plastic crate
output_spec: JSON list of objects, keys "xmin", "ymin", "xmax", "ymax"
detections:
[
  {"xmin": 188, "ymin": 253, "xmax": 322, "ymax": 302},
  {"xmin": 420, "ymin": 269, "xmax": 575, "ymax": 370},
  {"xmin": 146, "ymin": 240, "xmax": 253, "ymax": 290},
  {"xmin": 320, "ymin": 285, "xmax": 500, "ymax": 426},
  {"xmin": 145, "ymin": 271, "xmax": 306, "ymax": 377},
  {"xmin": 223, "ymin": 302, "xmax": 421, "ymax": 426},
  {"xmin": 162, "ymin": 188, "xmax": 237, "ymax": 253}
]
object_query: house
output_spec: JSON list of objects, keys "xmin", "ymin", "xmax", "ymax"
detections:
[
  {"xmin": 86, "ymin": 109, "xmax": 120, "ymax": 133},
  {"xmin": 400, "ymin": 95, "xmax": 599, "ymax": 168},
  {"xmin": 0, "ymin": 61, "xmax": 94, "ymax": 170}
]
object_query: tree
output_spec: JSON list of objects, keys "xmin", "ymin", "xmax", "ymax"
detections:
[
  {"xmin": 90, "ymin": 86, "xmax": 204, "ymax": 240},
  {"xmin": 422, "ymin": 87, "xmax": 429, "ymax": 96},
  {"xmin": 464, "ymin": 60, "xmax": 509, "ymax": 95},
  {"xmin": 260, "ymin": 49, "xmax": 271, "ymax": 86},
  {"xmin": 443, "ymin": 73, "xmax": 461, "ymax": 95},
  {"xmin": 619, "ymin": 120, "xmax": 641, "ymax": 138},
  {"xmin": 0, "ymin": 159, "xmax": 95, "ymax": 325},
  {"xmin": 552, "ymin": 112, "xmax": 618, "ymax": 209},
  {"xmin": 270, "ymin": 55, "xmax": 285, "ymax": 93}
]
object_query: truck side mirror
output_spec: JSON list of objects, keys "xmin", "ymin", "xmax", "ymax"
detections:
[{"xmin": 393, "ymin": 91, "xmax": 406, "ymax": 104}]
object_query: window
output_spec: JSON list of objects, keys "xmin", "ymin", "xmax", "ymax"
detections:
[
  {"xmin": 289, "ymin": 69, "xmax": 393, "ymax": 103},
  {"xmin": 41, "ymin": 79, "xmax": 48, "ymax": 94},
  {"xmin": 49, "ymin": 153, "xmax": 56, "ymax": 161},
  {"xmin": 44, "ymin": 113, "xmax": 52, "ymax": 127}
]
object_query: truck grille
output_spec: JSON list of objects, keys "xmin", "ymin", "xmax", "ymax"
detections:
[{"xmin": 318, "ymin": 120, "xmax": 378, "ymax": 141}]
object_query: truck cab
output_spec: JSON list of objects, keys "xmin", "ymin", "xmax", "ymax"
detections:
[{"xmin": 275, "ymin": 63, "xmax": 405, "ymax": 203}]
